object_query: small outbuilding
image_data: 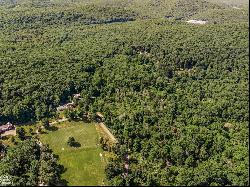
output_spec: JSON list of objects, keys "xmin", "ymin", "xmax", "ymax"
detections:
[
  {"xmin": 0, "ymin": 122, "xmax": 15, "ymax": 134},
  {"xmin": 56, "ymin": 102, "xmax": 74, "ymax": 111}
]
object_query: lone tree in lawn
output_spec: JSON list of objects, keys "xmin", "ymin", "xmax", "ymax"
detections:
[
  {"xmin": 67, "ymin": 137, "xmax": 76, "ymax": 147},
  {"xmin": 17, "ymin": 127, "xmax": 26, "ymax": 141}
]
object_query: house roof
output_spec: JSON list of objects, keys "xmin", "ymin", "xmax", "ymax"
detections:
[
  {"xmin": 0, "ymin": 122, "xmax": 14, "ymax": 130},
  {"xmin": 57, "ymin": 102, "xmax": 74, "ymax": 110}
]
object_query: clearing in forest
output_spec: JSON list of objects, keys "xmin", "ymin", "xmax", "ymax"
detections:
[
  {"xmin": 40, "ymin": 121, "xmax": 107, "ymax": 186},
  {"xmin": 186, "ymin": 20, "xmax": 207, "ymax": 24}
]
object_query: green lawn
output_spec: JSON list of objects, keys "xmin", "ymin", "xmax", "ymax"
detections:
[{"xmin": 40, "ymin": 121, "xmax": 108, "ymax": 186}]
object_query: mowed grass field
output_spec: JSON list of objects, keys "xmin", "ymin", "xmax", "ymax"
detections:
[{"xmin": 40, "ymin": 121, "xmax": 107, "ymax": 186}]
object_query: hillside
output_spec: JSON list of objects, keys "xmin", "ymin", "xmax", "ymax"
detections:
[
  {"xmin": 0, "ymin": 0, "xmax": 249, "ymax": 23},
  {"xmin": 0, "ymin": 0, "xmax": 249, "ymax": 186},
  {"xmin": 207, "ymin": 0, "xmax": 249, "ymax": 7}
]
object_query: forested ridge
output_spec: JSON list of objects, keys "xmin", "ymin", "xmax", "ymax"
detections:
[{"xmin": 0, "ymin": 0, "xmax": 249, "ymax": 186}]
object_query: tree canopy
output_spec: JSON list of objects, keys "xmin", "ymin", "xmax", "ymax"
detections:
[{"xmin": 0, "ymin": 0, "xmax": 248, "ymax": 186}]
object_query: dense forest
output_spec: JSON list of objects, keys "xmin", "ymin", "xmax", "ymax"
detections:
[
  {"xmin": 0, "ymin": 0, "xmax": 249, "ymax": 186},
  {"xmin": 0, "ymin": 139, "xmax": 64, "ymax": 185}
]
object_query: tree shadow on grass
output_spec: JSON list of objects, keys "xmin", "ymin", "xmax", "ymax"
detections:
[
  {"xmin": 82, "ymin": 119, "xmax": 91, "ymax": 123},
  {"xmin": 72, "ymin": 142, "xmax": 81, "ymax": 148},
  {"xmin": 58, "ymin": 164, "xmax": 69, "ymax": 186},
  {"xmin": 47, "ymin": 126, "xmax": 58, "ymax": 131},
  {"xmin": 73, "ymin": 118, "xmax": 82, "ymax": 122},
  {"xmin": 58, "ymin": 179, "xmax": 69, "ymax": 186},
  {"xmin": 68, "ymin": 141, "xmax": 81, "ymax": 148},
  {"xmin": 58, "ymin": 164, "xmax": 68, "ymax": 174}
]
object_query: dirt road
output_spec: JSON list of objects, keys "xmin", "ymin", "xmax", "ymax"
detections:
[
  {"xmin": 98, "ymin": 123, "xmax": 118, "ymax": 143},
  {"xmin": 49, "ymin": 118, "xmax": 69, "ymax": 125}
]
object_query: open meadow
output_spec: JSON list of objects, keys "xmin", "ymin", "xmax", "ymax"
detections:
[{"xmin": 40, "ymin": 121, "xmax": 107, "ymax": 186}]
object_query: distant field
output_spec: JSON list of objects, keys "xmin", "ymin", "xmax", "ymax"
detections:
[
  {"xmin": 207, "ymin": 0, "xmax": 249, "ymax": 6},
  {"xmin": 40, "ymin": 121, "xmax": 107, "ymax": 186}
]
